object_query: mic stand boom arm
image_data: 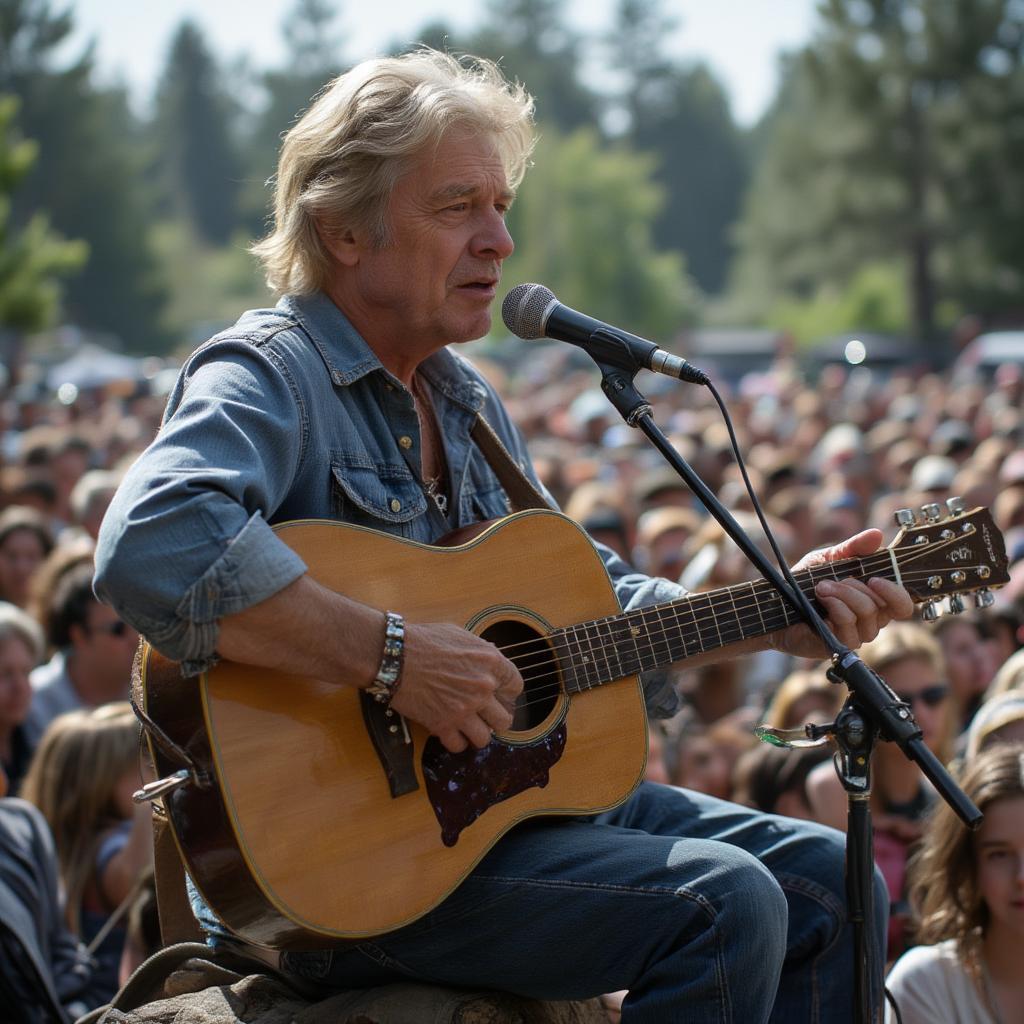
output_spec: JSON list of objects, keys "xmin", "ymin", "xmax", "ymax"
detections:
[{"xmin": 592, "ymin": 359, "xmax": 982, "ymax": 1024}]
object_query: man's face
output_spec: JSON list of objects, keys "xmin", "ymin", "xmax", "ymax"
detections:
[
  {"xmin": 74, "ymin": 600, "xmax": 138, "ymax": 695},
  {"xmin": 333, "ymin": 131, "xmax": 515, "ymax": 358},
  {"xmin": 0, "ymin": 635, "xmax": 33, "ymax": 733}
]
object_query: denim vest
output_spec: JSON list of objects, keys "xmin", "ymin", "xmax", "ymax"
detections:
[{"xmin": 94, "ymin": 291, "xmax": 681, "ymax": 717}]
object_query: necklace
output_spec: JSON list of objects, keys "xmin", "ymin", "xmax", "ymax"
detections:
[{"xmin": 411, "ymin": 372, "xmax": 448, "ymax": 518}]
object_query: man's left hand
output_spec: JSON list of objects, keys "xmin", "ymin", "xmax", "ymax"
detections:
[{"xmin": 768, "ymin": 529, "xmax": 914, "ymax": 660}]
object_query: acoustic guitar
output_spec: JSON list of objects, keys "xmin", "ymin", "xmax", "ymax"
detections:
[{"xmin": 138, "ymin": 503, "xmax": 1007, "ymax": 948}]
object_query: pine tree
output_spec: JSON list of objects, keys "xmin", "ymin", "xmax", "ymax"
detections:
[
  {"xmin": 153, "ymin": 20, "xmax": 243, "ymax": 246},
  {"xmin": 0, "ymin": 0, "xmax": 168, "ymax": 350}
]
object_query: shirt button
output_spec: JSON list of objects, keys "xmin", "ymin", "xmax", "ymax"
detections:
[
  {"xmin": 399, "ymin": 435, "xmax": 413, "ymax": 449},
  {"xmin": 390, "ymin": 499, "xmax": 401, "ymax": 512}
]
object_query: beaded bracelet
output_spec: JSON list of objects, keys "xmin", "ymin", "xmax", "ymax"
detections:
[{"xmin": 366, "ymin": 611, "xmax": 406, "ymax": 705}]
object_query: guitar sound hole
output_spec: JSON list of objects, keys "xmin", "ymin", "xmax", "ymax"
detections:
[{"xmin": 479, "ymin": 620, "xmax": 559, "ymax": 731}]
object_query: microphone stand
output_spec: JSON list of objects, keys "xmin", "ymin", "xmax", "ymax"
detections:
[{"xmin": 588, "ymin": 355, "xmax": 983, "ymax": 1024}]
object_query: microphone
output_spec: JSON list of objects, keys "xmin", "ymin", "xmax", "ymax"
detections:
[{"xmin": 501, "ymin": 283, "xmax": 708, "ymax": 385}]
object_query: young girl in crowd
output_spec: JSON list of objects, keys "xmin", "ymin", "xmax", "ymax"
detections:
[
  {"xmin": 20, "ymin": 702, "xmax": 152, "ymax": 1004},
  {"xmin": 886, "ymin": 744, "xmax": 1024, "ymax": 1023}
]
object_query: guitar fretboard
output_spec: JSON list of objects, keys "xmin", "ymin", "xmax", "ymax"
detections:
[{"xmin": 552, "ymin": 556, "xmax": 867, "ymax": 692}]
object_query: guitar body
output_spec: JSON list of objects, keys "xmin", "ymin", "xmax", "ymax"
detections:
[{"xmin": 142, "ymin": 509, "xmax": 648, "ymax": 948}]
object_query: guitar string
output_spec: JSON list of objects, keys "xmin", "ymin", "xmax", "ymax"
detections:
[
  {"xmin": 497, "ymin": 565, "xmax": 986, "ymax": 696},
  {"xmin": 493, "ymin": 564, "xmax": 988, "ymax": 713},
  {"xmin": 491, "ymin": 561, "xmax": 995, "ymax": 712},
  {"xmin": 491, "ymin": 552, "xmax": 982, "ymax": 676},
  {"xmin": 478, "ymin": 532, "xmax": 987, "ymax": 662},
  {"xmin": 504, "ymin": 559, "xmax": 980, "ymax": 679}
]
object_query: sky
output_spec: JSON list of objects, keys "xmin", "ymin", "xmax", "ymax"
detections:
[{"xmin": 64, "ymin": 0, "xmax": 820, "ymax": 126}]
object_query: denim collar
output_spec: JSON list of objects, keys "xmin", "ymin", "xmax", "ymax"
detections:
[{"xmin": 280, "ymin": 291, "xmax": 486, "ymax": 414}]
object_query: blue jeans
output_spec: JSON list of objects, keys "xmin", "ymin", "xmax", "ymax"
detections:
[{"xmin": 280, "ymin": 783, "xmax": 887, "ymax": 1023}]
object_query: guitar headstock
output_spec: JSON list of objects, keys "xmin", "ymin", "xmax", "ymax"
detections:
[{"xmin": 889, "ymin": 499, "xmax": 1009, "ymax": 619}]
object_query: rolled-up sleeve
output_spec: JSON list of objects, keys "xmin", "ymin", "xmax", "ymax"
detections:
[{"xmin": 94, "ymin": 340, "xmax": 309, "ymax": 673}]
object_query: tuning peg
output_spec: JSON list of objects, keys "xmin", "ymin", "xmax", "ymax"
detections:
[
  {"xmin": 894, "ymin": 508, "xmax": 918, "ymax": 527},
  {"xmin": 948, "ymin": 594, "xmax": 966, "ymax": 615},
  {"xmin": 921, "ymin": 600, "xmax": 941, "ymax": 622},
  {"xmin": 975, "ymin": 589, "xmax": 996, "ymax": 609},
  {"xmin": 921, "ymin": 503, "xmax": 942, "ymax": 523},
  {"xmin": 945, "ymin": 496, "xmax": 966, "ymax": 516}
]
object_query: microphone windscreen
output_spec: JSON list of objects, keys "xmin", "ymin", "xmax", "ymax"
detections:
[{"xmin": 501, "ymin": 283, "xmax": 556, "ymax": 340}]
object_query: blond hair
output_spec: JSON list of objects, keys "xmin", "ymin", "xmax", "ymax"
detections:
[
  {"xmin": 251, "ymin": 48, "xmax": 536, "ymax": 295},
  {"xmin": 909, "ymin": 744, "xmax": 1024, "ymax": 983},
  {"xmin": 21, "ymin": 702, "xmax": 140, "ymax": 932},
  {"xmin": 857, "ymin": 620, "xmax": 945, "ymax": 677},
  {"xmin": 858, "ymin": 621, "xmax": 953, "ymax": 762}
]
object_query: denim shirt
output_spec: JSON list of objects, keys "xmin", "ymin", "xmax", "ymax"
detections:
[{"xmin": 94, "ymin": 291, "xmax": 682, "ymax": 718}]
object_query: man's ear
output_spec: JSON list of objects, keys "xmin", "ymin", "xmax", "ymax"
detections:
[{"xmin": 315, "ymin": 218, "xmax": 361, "ymax": 267}]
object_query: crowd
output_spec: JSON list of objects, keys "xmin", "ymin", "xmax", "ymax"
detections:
[{"xmin": 1, "ymin": 331, "xmax": 1023, "ymax": 1021}]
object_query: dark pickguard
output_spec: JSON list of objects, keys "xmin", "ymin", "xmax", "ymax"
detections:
[{"xmin": 422, "ymin": 725, "xmax": 568, "ymax": 846}]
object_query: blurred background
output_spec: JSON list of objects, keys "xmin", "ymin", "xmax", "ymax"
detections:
[
  {"xmin": 6, "ymin": 8, "xmax": 1024, "ymax": 1009},
  {"xmin": 4, "ymin": 0, "xmax": 1024, "ymax": 379}
]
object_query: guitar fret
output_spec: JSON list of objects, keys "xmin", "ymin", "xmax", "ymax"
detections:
[
  {"xmin": 588, "ymin": 619, "xmax": 611, "ymax": 685},
  {"xmin": 582, "ymin": 624, "xmax": 599, "ymax": 689},
  {"xmin": 634, "ymin": 611, "xmax": 660, "ymax": 672},
  {"xmin": 721, "ymin": 586, "xmax": 745, "ymax": 645},
  {"xmin": 606, "ymin": 619, "xmax": 628, "ymax": 680},
  {"xmin": 626, "ymin": 611, "xmax": 646, "ymax": 675},
  {"xmin": 685, "ymin": 592, "xmax": 715, "ymax": 655},
  {"xmin": 751, "ymin": 582, "xmax": 768, "ymax": 635},
  {"xmin": 569, "ymin": 625, "xmax": 589, "ymax": 692},
  {"xmin": 685, "ymin": 598, "xmax": 704, "ymax": 659}
]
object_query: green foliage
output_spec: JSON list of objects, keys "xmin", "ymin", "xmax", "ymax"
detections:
[
  {"xmin": 0, "ymin": 95, "xmax": 85, "ymax": 331},
  {"xmin": 152, "ymin": 21, "xmax": 243, "ymax": 245},
  {"xmin": 459, "ymin": 0, "xmax": 598, "ymax": 131},
  {"xmin": 732, "ymin": 0, "xmax": 1024, "ymax": 345},
  {"xmin": 605, "ymin": 0, "xmax": 748, "ymax": 295},
  {"xmin": 0, "ymin": 0, "xmax": 168, "ymax": 351},
  {"xmin": 766, "ymin": 262, "xmax": 911, "ymax": 347},
  {"xmin": 502, "ymin": 128, "xmax": 700, "ymax": 342},
  {"xmin": 149, "ymin": 220, "xmax": 269, "ymax": 354},
  {"xmin": 239, "ymin": 0, "xmax": 348, "ymax": 235}
]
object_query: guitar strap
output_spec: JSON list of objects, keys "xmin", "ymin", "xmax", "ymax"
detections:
[{"xmin": 469, "ymin": 414, "xmax": 551, "ymax": 513}]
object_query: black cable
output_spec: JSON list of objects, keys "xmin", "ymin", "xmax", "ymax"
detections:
[{"xmin": 704, "ymin": 378, "xmax": 836, "ymax": 654}]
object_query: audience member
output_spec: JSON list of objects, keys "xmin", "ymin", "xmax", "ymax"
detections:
[
  {"xmin": 0, "ymin": 507, "xmax": 53, "ymax": 609},
  {"xmin": 21, "ymin": 703, "xmax": 153, "ymax": 1005},
  {"xmin": 761, "ymin": 666, "xmax": 844, "ymax": 730},
  {"xmin": 806, "ymin": 623, "xmax": 953, "ymax": 959},
  {"xmin": 24, "ymin": 561, "xmax": 138, "ymax": 747},
  {"xmin": 0, "ymin": 766, "xmax": 102, "ymax": 1022},
  {"xmin": 885, "ymin": 744, "xmax": 1024, "ymax": 1023},
  {"xmin": 0, "ymin": 604, "xmax": 45, "ymax": 795},
  {"xmin": 732, "ymin": 741, "xmax": 830, "ymax": 820},
  {"xmin": 963, "ymin": 691, "xmax": 1024, "ymax": 761},
  {"xmin": 933, "ymin": 615, "xmax": 998, "ymax": 732}
]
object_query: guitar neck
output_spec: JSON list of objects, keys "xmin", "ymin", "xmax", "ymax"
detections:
[{"xmin": 553, "ymin": 551, "xmax": 890, "ymax": 693}]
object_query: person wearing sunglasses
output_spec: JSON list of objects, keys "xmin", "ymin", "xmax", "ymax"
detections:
[
  {"xmin": 806, "ymin": 621, "xmax": 953, "ymax": 961},
  {"xmin": 23, "ymin": 560, "xmax": 138, "ymax": 749}
]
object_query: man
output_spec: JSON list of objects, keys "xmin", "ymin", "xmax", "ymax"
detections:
[
  {"xmin": 25, "ymin": 560, "xmax": 138, "ymax": 747},
  {"xmin": 94, "ymin": 50, "xmax": 912, "ymax": 1022}
]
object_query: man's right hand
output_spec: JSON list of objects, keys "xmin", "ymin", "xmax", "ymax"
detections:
[{"xmin": 389, "ymin": 621, "xmax": 524, "ymax": 752}]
